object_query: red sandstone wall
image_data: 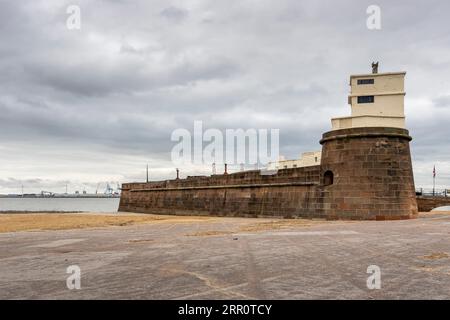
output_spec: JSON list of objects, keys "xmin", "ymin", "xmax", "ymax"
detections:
[
  {"xmin": 119, "ymin": 127, "xmax": 418, "ymax": 220},
  {"xmin": 119, "ymin": 166, "xmax": 326, "ymax": 218},
  {"xmin": 320, "ymin": 127, "xmax": 418, "ymax": 220},
  {"xmin": 416, "ymin": 196, "xmax": 450, "ymax": 212}
]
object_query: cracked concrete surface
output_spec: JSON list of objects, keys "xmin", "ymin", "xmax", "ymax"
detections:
[{"xmin": 0, "ymin": 212, "xmax": 449, "ymax": 299}]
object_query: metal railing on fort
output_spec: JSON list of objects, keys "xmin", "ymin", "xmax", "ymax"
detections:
[{"xmin": 416, "ymin": 188, "xmax": 450, "ymax": 197}]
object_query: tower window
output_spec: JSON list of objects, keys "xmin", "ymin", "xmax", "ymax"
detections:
[
  {"xmin": 357, "ymin": 79, "xmax": 374, "ymax": 85},
  {"xmin": 323, "ymin": 170, "xmax": 334, "ymax": 186},
  {"xmin": 357, "ymin": 95, "xmax": 375, "ymax": 104}
]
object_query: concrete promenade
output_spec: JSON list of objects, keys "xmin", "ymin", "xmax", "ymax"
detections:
[{"xmin": 1, "ymin": 212, "xmax": 449, "ymax": 299}]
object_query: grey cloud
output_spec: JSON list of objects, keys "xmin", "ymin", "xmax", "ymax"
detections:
[
  {"xmin": 433, "ymin": 95, "xmax": 450, "ymax": 108},
  {"xmin": 0, "ymin": 0, "xmax": 450, "ymax": 193},
  {"xmin": 23, "ymin": 52, "xmax": 240, "ymax": 97},
  {"xmin": 160, "ymin": 6, "xmax": 188, "ymax": 22}
]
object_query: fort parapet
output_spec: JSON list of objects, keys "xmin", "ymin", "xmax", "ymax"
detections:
[
  {"xmin": 120, "ymin": 165, "xmax": 322, "ymax": 218},
  {"xmin": 319, "ymin": 127, "xmax": 417, "ymax": 219},
  {"xmin": 119, "ymin": 126, "xmax": 418, "ymax": 220},
  {"xmin": 119, "ymin": 68, "xmax": 420, "ymax": 220}
]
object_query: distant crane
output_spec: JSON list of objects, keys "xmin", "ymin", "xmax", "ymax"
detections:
[{"xmin": 105, "ymin": 183, "xmax": 114, "ymax": 195}]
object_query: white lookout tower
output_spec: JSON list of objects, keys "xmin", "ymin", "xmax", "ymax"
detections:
[{"xmin": 331, "ymin": 63, "xmax": 406, "ymax": 130}]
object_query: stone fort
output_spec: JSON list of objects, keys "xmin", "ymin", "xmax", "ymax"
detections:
[{"xmin": 119, "ymin": 67, "xmax": 423, "ymax": 220}]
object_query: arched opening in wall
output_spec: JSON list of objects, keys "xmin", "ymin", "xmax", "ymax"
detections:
[
  {"xmin": 323, "ymin": 170, "xmax": 334, "ymax": 186},
  {"xmin": 432, "ymin": 206, "xmax": 450, "ymax": 212}
]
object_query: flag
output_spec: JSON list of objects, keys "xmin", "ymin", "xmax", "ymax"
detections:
[{"xmin": 433, "ymin": 165, "xmax": 436, "ymax": 178}]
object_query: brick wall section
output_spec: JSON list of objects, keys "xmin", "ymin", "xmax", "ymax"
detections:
[
  {"xmin": 320, "ymin": 127, "xmax": 418, "ymax": 220},
  {"xmin": 119, "ymin": 166, "xmax": 325, "ymax": 218},
  {"xmin": 416, "ymin": 196, "xmax": 450, "ymax": 212},
  {"xmin": 119, "ymin": 127, "xmax": 418, "ymax": 220}
]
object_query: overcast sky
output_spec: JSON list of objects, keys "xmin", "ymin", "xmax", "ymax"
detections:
[{"xmin": 0, "ymin": 0, "xmax": 449, "ymax": 194}]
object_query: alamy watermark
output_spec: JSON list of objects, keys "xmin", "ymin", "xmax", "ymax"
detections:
[
  {"xmin": 171, "ymin": 121, "xmax": 279, "ymax": 167},
  {"xmin": 366, "ymin": 5, "xmax": 381, "ymax": 30},
  {"xmin": 66, "ymin": 265, "xmax": 81, "ymax": 290},
  {"xmin": 366, "ymin": 265, "xmax": 381, "ymax": 289},
  {"xmin": 66, "ymin": 5, "xmax": 81, "ymax": 30}
]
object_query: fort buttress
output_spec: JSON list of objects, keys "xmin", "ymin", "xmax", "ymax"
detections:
[{"xmin": 119, "ymin": 69, "xmax": 418, "ymax": 220}]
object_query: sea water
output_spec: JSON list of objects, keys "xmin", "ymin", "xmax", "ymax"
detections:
[{"xmin": 0, "ymin": 198, "xmax": 120, "ymax": 212}]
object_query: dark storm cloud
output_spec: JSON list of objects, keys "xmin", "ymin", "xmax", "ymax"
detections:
[
  {"xmin": 433, "ymin": 95, "xmax": 450, "ymax": 108},
  {"xmin": 160, "ymin": 6, "xmax": 188, "ymax": 22},
  {"xmin": 23, "ymin": 51, "xmax": 239, "ymax": 97},
  {"xmin": 0, "ymin": 0, "xmax": 450, "ymax": 193}
]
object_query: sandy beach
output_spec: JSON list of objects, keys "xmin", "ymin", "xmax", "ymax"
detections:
[{"xmin": 0, "ymin": 211, "xmax": 448, "ymax": 233}]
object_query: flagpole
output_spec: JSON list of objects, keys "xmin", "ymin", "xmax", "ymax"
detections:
[
  {"xmin": 433, "ymin": 165, "xmax": 435, "ymax": 196},
  {"xmin": 433, "ymin": 176, "xmax": 435, "ymax": 196}
]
